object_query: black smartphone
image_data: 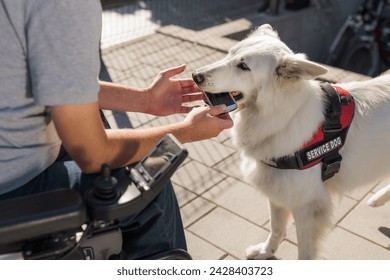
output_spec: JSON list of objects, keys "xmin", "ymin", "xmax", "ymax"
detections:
[
  {"xmin": 130, "ymin": 134, "xmax": 188, "ymax": 192},
  {"xmin": 204, "ymin": 91, "xmax": 238, "ymax": 113}
]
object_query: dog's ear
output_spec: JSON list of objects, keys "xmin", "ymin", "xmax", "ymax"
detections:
[
  {"xmin": 249, "ymin": 24, "xmax": 279, "ymax": 39},
  {"xmin": 276, "ymin": 54, "xmax": 328, "ymax": 80}
]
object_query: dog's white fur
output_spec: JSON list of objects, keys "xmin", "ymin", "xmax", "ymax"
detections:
[{"xmin": 193, "ymin": 24, "xmax": 390, "ymax": 259}]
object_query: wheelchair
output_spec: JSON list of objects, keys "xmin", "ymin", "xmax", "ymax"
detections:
[{"xmin": 0, "ymin": 135, "xmax": 192, "ymax": 260}]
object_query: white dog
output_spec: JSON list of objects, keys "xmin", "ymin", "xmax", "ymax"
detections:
[{"xmin": 192, "ymin": 24, "xmax": 390, "ymax": 259}]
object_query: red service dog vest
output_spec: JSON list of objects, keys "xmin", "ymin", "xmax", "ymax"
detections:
[{"xmin": 262, "ymin": 83, "xmax": 355, "ymax": 181}]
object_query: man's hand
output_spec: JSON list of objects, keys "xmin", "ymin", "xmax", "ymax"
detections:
[
  {"xmin": 145, "ymin": 64, "xmax": 204, "ymax": 116},
  {"xmin": 176, "ymin": 105, "xmax": 234, "ymax": 143}
]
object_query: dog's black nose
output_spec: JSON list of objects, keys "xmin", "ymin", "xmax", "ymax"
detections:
[{"xmin": 192, "ymin": 72, "xmax": 205, "ymax": 84}]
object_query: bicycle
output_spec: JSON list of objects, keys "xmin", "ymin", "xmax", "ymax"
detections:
[{"xmin": 325, "ymin": 0, "xmax": 390, "ymax": 77}]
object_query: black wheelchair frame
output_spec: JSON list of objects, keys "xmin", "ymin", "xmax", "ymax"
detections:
[{"xmin": 0, "ymin": 159, "xmax": 191, "ymax": 260}]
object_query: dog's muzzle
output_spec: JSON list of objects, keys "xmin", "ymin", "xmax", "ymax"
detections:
[{"xmin": 192, "ymin": 72, "xmax": 244, "ymax": 102}]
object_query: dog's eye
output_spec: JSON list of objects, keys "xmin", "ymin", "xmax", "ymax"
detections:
[{"xmin": 237, "ymin": 62, "xmax": 250, "ymax": 71}]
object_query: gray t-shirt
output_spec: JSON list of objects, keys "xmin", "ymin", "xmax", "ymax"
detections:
[{"xmin": 0, "ymin": 0, "xmax": 102, "ymax": 194}]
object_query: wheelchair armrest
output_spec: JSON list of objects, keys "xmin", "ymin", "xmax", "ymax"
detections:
[{"xmin": 0, "ymin": 189, "xmax": 86, "ymax": 249}]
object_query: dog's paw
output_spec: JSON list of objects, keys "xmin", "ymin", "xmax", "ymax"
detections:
[
  {"xmin": 367, "ymin": 195, "xmax": 385, "ymax": 207},
  {"xmin": 367, "ymin": 185, "xmax": 390, "ymax": 207},
  {"xmin": 245, "ymin": 243, "xmax": 275, "ymax": 260}
]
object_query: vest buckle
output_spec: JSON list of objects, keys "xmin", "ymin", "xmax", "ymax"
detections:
[{"xmin": 321, "ymin": 153, "xmax": 342, "ymax": 181}]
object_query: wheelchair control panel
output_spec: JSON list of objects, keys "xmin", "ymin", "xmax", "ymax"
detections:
[{"xmin": 84, "ymin": 133, "xmax": 188, "ymax": 221}]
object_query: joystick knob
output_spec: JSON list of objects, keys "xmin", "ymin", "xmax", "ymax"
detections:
[{"xmin": 93, "ymin": 163, "xmax": 118, "ymax": 200}]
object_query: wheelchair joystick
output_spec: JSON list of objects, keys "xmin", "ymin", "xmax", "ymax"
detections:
[
  {"xmin": 93, "ymin": 163, "xmax": 118, "ymax": 201},
  {"xmin": 84, "ymin": 164, "xmax": 122, "ymax": 214}
]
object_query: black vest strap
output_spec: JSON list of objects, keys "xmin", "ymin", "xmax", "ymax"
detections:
[
  {"xmin": 267, "ymin": 129, "xmax": 349, "ymax": 170},
  {"xmin": 321, "ymin": 83, "xmax": 342, "ymax": 180},
  {"xmin": 321, "ymin": 83, "xmax": 342, "ymax": 133}
]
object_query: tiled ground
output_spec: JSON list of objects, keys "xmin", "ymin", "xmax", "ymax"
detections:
[{"xmin": 101, "ymin": 0, "xmax": 390, "ymax": 260}]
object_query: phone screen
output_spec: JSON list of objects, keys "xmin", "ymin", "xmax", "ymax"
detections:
[
  {"xmin": 204, "ymin": 92, "xmax": 237, "ymax": 113},
  {"xmin": 141, "ymin": 140, "xmax": 176, "ymax": 178}
]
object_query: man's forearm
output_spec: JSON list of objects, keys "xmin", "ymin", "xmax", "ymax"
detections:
[
  {"xmin": 98, "ymin": 81, "xmax": 150, "ymax": 112},
  {"xmin": 51, "ymin": 101, "xmax": 189, "ymax": 174},
  {"xmin": 104, "ymin": 122, "xmax": 190, "ymax": 171}
]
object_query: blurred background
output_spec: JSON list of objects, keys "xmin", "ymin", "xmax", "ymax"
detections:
[{"xmin": 100, "ymin": 0, "xmax": 390, "ymax": 77}]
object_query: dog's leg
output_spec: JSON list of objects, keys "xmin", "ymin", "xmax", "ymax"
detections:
[
  {"xmin": 246, "ymin": 201, "xmax": 289, "ymax": 259},
  {"xmin": 292, "ymin": 199, "xmax": 332, "ymax": 259},
  {"xmin": 367, "ymin": 184, "xmax": 390, "ymax": 207}
]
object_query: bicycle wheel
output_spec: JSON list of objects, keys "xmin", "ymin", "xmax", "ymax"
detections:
[
  {"xmin": 338, "ymin": 38, "xmax": 380, "ymax": 76},
  {"xmin": 325, "ymin": 20, "xmax": 358, "ymax": 66}
]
